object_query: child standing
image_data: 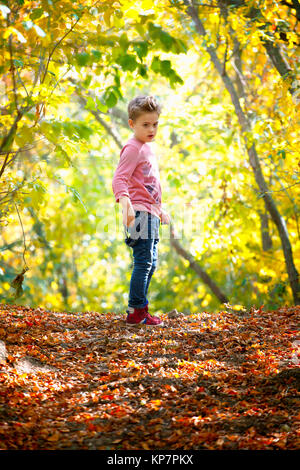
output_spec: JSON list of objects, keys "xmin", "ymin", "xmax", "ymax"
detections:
[{"xmin": 112, "ymin": 95, "xmax": 170, "ymax": 326}]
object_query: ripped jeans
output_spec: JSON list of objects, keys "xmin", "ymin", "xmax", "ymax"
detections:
[{"xmin": 125, "ymin": 211, "xmax": 160, "ymax": 309}]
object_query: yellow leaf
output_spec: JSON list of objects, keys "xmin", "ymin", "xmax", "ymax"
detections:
[
  {"xmin": 141, "ymin": 0, "xmax": 154, "ymax": 8},
  {"xmin": 104, "ymin": 9, "xmax": 112, "ymax": 27},
  {"xmin": 125, "ymin": 8, "xmax": 142, "ymax": 19},
  {"xmin": 47, "ymin": 431, "xmax": 60, "ymax": 442}
]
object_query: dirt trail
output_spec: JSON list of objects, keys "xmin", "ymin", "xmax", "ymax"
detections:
[{"xmin": 0, "ymin": 303, "xmax": 299, "ymax": 450}]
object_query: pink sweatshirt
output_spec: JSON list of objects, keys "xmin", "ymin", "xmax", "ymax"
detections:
[{"xmin": 112, "ymin": 136, "xmax": 162, "ymax": 219}]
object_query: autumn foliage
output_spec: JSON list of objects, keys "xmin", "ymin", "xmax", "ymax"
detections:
[
  {"xmin": 1, "ymin": 0, "xmax": 300, "ymax": 314},
  {"xmin": 0, "ymin": 0, "xmax": 300, "ymax": 452},
  {"xmin": 0, "ymin": 303, "xmax": 299, "ymax": 450}
]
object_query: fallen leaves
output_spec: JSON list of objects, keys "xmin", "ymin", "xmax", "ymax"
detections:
[{"xmin": 0, "ymin": 303, "xmax": 299, "ymax": 450}]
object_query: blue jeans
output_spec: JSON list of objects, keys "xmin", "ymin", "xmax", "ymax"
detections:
[{"xmin": 126, "ymin": 211, "xmax": 160, "ymax": 309}]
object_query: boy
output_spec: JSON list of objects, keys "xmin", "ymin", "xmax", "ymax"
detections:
[{"xmin": 112, "ymin": 95, "xmax": 170, "ymax": 326}]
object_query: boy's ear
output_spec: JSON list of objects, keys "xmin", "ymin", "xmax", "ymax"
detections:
[{"xmin": 128, "ymin": 119, "xmax": 134, "ymax": 129}]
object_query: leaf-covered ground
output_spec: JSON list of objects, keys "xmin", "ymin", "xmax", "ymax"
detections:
[{"xmin": 0, "ymin": 303, "xmax": 299, "ymax": 450}]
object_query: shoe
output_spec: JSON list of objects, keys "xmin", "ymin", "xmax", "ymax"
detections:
[
  {"xmin": 126, "ymin": 305, "xmax": 163, "ymax": 326},
  {"xmin": 144, "ymin": 303, "xmax": 164, "ymax": 326}
]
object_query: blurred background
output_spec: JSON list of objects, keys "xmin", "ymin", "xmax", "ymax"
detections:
[{"xmin": 0, "ymin": 0, "xmax": 299, "ymax": 314}]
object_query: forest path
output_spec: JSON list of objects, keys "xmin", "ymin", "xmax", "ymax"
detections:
[{"xmin": 0, "ymin": 303, "xmax": 299, "ymax": 450}]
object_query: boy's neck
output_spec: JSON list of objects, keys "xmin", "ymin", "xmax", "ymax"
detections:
[{"xmin": 132, "ymin": 134, "xmax": 148, "ymax": 145}]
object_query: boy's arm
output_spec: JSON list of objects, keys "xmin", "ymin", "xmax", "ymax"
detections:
[
  {"xmin": 112, "ymin": 144, "xmax": 140, "ymax": 227},
  {"xmin": 120, "ymin": 196, "xmax": 135, "ymax": 227},
  {"xmin": 112, "ymin": 144, "xmax": 140, "ymax": 202}
]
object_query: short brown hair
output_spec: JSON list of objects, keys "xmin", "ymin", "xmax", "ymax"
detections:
[{"xmin": 128, "ymin": 95, "xmax": 162, "ymax": 121}]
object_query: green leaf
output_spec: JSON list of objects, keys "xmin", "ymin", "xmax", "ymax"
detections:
[
  {"xmin": 150, "ymin": 56, "xmax": 161, "ymax": 73},
  {"xmin": 135, "ymin": 23, "xmax": 145, "ymax": 36},
  {"xmin": 116, "ymin": 54, "xmax": 138, "ymax": 72},
  {"xmin": 119, "ymin": 32, "xmax": 129, "ymax": 51},
  {"xmin": 83, "ymin": 75, "xmax": 92, "ymax": 88},
  {"xmin": 150, "ymin": 57, "xmax": 183, "ymax": 86},
  {"xmin": 133, "ymin": 41, "xmax": 148, "ymax": 60},
  {"xmin": 30, "ymin": 8, "xmax": 43, "ymax": 20},
  {"xmin": 148, "ymin": 22, "xmax": 174, "ymax": 51},
  {"xmin": 74, "ymin": 123, "xmax": 93, "ymax": 140},
  {"xmin": 96, "ymin": 98, "xmax": 108, "ymax": 113},
  {"xmin": 69, "ymin": 187, "xmax": 88, "ymax": 212},
  {"xmin": 85, "ymin": 96, "xmax": 96, "ymax": 111},
  {"xmin": 115, "ymin": 9, "xmax": 123, "ymax": 19},
  {"xmin": 159, "ymin": 30, "xmax": 174, "ymax": 51},
  {"xmin": 75, "ymin": 52, "xmax": 90, "ymax": 67},
  {"xmin": 160, "ymin": 60, "xmax": 171, "ymax": 75},
  {"xmin": 105, "ymin": 90, "xmax": 118, "ymax": 108},
  {"xmin": 138, "ymin": 64, "xmax": 148, "ymax": 77},
  {"xmin": 171, "ymin": 38, "xmax": 188, "ymax": 54},
  {"xmin": 114, "ymin": 71, "xmax": 121, "ymax": 87},
  {"xmin": 91, "ymin": 50, "xmax": 102, "ymax": 62},
  {"xmin": 277, "ymin": 150, "xmax": 286, "ymax": 159}
]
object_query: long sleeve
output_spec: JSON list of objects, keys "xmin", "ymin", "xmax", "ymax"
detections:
[{"xmin": 112, "ymin": 144, "xmax": 140, "ymax": 203}]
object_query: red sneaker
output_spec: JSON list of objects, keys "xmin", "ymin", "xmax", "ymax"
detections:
[
  {"xmin": 126, "ymin": 306, "xmax": 163, "ymax": 326},
  {"xmin": 126, "ymin": 306, "xmax": 147, "ymax": 325},
  {"xmin": 144, "ymin": 304, "xmax": 164, "ymax": 326}
]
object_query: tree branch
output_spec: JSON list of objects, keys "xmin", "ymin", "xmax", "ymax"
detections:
[
  {"xmin": 41, "ymin": 16, "xmax": 81, "ymax": 84},
  {"xmin": 7, "ymin": 13, "xmax": 19, "ymax": 114},
  {"xmin": 0, "ymin": 153, "xmax": 10, "ymax": 179},
  {"xmin": 183, "ymin": 0, "xmax": 300, "ymax": 304},
  {"xmin": 76, "ymin": 94, "xmax": 123, "ymax": 149},
  {"xmin": 169, "ymin": 223, "xmax": 229, "ymax": 304}
]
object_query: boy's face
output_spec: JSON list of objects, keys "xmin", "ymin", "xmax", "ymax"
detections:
[{"xmin": 128, "ymin": 112, "xmax": 159, "ymax": 144}]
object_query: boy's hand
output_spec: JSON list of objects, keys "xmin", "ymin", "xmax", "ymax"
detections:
[
  {"xmin": 124, "ymin": 206, "xmax": 135, "ymax": 228},
  {"xmin": 160, "ymin": 209, "xmax": 171, "ymax": 225},
  {"xmin": 120, "ymin": 196, "xmax": 135, "ymax": 227}
]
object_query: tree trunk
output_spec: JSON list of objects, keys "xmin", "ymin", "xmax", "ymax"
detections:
[
  {"xmin": 220, "ymin": 0, "xmax": 298, "ymax": 96},
  {"xmin": 259, "ymin": 210, "xmax": 273, "ymax": 251},
  {"xmin": 183, "ymin": 0, "xmax": 300, "ymax": 304}
]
